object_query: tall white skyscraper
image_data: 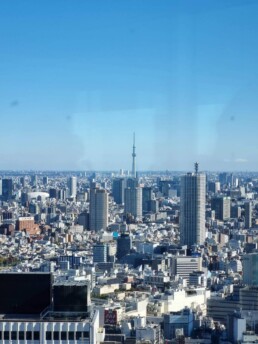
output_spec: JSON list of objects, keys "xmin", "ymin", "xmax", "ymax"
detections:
[
  {"xmin": 90, "ymin": 187, "xmax": 108, "ymax": 231},
  {"xmin": 68, "ymin": 176, "xmax": 77, "ymax": 198},
  {"xmin": 180, "ymin": 164, "xmax": 206, "ymax": 246}
]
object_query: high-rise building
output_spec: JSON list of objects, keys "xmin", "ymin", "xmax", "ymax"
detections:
[
  {"xmin": 242, "ymin": 253, "xmax": 258, "ymax": 285},
  {"xmin": 31, "ymin": 174, "xmax": 38, "ymax": 187},
  {"xmin": 127, "ymin": 177, "xmax": 138, "ymax": 189},
  {"xmin": 78, "ymin": 211, "xmax": 89, "ymax": 230},
  {"xmin": 142, "ymin": 187, "xmax": 153, "ymax": 213},
  {"xmin": 211, "ymin": 196, "xmax": 231, "ymax": 221},
  {"xmin": 124, "ymin": 187, "xmax": 142, "ymax": 220},
  {"xmin": 180, "ymin": 164, "xmax": 206, "ymax": 246},
  {"xmin": 93, "ymin": 243, "xmax": 108, "ymax": 263},
  {"xmin": 112, "ymin": 178, "xmax": 126, "ymax": 205},
  {"xmin": 49, "ymin": 188, "xmax": 58, "ymax": 199},
  {"xmin": 43, "ymin": 176, "xmax": 48, "ymax": 185},
  {"xmin": 20, "ymin": 176, "xmax": 26, "ymax": 187},
  {"xmin": 89, "ymin": 187, "xmax": 108, "ymax": 231},
  {"xmin": 245, "ymin": 201, "xmax": 252, "ymax": 229},
  {"xmin": 231, "ymin": 205, "xmax": 241, "ymax": 219},
  {"xmin": 68, "ymin": 176, "xmax": 77, "ymax": 198},
  {"xmin": 116, "ymin": 233, "xmax": 132, "ymax": 260},
  {"xmin": 2, "ymin": 179, "xmax": 13, "ymax": 201},
  {"xmin": 208, "ymin": 181, "xmax": 220, "ymax": 193}
]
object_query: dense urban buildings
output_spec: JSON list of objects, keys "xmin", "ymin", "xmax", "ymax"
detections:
[{"xmin": 0, "ymin": 165, "xmax": 258, "ymax": 343}]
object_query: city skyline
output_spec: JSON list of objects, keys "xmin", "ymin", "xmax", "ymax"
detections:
[{"xmin": 1, "ymin": 1, "xmax": 258, "ymax": 170}]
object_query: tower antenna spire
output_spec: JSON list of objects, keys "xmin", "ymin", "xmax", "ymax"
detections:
[
  {"xmin": 132, "ymin": 133, "xmax": 136, "ymax": 178},
  {"xmin": 195, "ymin": 162, "xmax": 199, "ymax": 174}
]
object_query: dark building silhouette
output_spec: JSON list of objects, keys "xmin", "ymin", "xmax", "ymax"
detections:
[
  {"xmin": 116, "ymin": 233, "xmax": 132, "ymax": 260},
  {"xmin": 2, "ymin": 178, "xmax": 12, "ymax": 201},
  {"xmin": 112, "ymin": 178, "xmax": 126, "ymax": 205}
]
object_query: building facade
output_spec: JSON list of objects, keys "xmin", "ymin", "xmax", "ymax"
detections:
[
  {"xmin": 180, "ymin": 172, "xmax": 206, "ymax": 246},
  {"xmin": 89, "ymin": 188, "xmax": 108, "ymax": 231}
]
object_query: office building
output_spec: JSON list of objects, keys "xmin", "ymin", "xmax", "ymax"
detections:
[
  {"xmin": 43, "ymin": 176, "xmax": 48, "ymax": 185},
  {"xmin": 231, "ymin": 205, "xmax": 241, "ymax": 218},
  {"xmin": 31, "ymin": 174, "xmax": 38, "ymax": 187},
  {"xmin": 189, "ymin": 270, "xmax": 207, "ymax": 287},
  {"xmin": 127, "ymin": 177, "xmax": 138, "ymax": 189},
  {"xmin": 112, "ymin": 178, "xmax": 126, "ymax": 204},
  {"xmin": 180, "ymin": 164, "xmax": 206, "ymax": 246},
  {"xmin": 170, "ymin": 256, "xmax": 202, "ymax": 284},
  {"xmin": 53, "ymin": 281, "xmax": 90, "ymax": 313},
  {"xmin": 1, "ymin": 178, "xmax": 12, "ymax": 201},
  {"xmin": 89, "ymin": 187, "xmax": 108, "ymax": 231},
  {"xmin": 116, "ymin": 233, "xmax": 132, "ymax": 260},
  {"xmin": 142, "ymin": 187, "xmax": 153, "ymax": 212},
  {"xmin": 0, "ymin": 273, "xmax": 102, "ymax": 343},
  {"xmin": 208, "ymin": 181, "xmax": 220, "ymax": 193},
  {"xmin": 124, "ymin": 187, "xmax": 142, "ymax": 220},
  {"xmin": 68, "ymin": 176, "xmax": 77, "ymax": 198},
  {"xmin": 211, "ymin": 196, "xmax": 231, "ymax": 221},
  {"xmin": 164, "ymin": 308, "xmax": 194, "ymax": 340},
  {"xmin": 16, "ymin": 217, "xmax": 40, "ymax": 235},
  {"xmin": 78, "ymin": 211, "xmax": 89, "ymax": 230},
  {"xmin": 245, "ymin": 201, "xmax": 252, "ymax": 229},
  {"xmin": 242, "ymin": 252, "xmax": 258, "ymax": 285},
  {"xmin": 93, "ymin": 243, "xmax": 108, "ymax": 263},
  {"xmin": 49, "ymin": 188, "xmax": 58, "ymax": 199},
  {"xmin": 20, "ymin": 176, "xmax": 26, "ymax": 187}
]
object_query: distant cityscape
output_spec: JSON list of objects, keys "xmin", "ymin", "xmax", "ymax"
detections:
[{"xmin": 0, "ymin": 138, "xmax": 257, "ymax": 344}]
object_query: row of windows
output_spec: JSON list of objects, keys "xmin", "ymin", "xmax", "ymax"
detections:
[
  {"xmin": 46, "ymin": 331, "xmax": 89, "ymax": 340},
  {"xmin": 0, "ymin": 331, "xmax": 36, "ymax": 340},
  {"xmin": 0, "ymin": 331, "xmax": 89, "ymax": 340}
]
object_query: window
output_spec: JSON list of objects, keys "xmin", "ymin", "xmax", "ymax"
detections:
[
  {"xmin": 26, "ymin": 331, "xmax": 32, "ymax": 340},
  {"xmin": 4, "ymin": 331, "xmax": 9, "ymax": 340},
  {"xmin": 68, "ymin": 331, "xmax": 74, "ymax": 340},
  {"xmin": 11, "ymin": 331, "xmax": 17, "ymax": 340},
  {"xmin": 19, "ymin": 331, "xmax": 25, "ymax": 340},
  {"xmin": 34, "ymin": 331, "xmax": 40, "ymax": 340},
  {"xmin": 46, "ymin": 331, "xmax": 52, "ymax": 340},
  {"xmin": 83, "ymin": 331, "xmax": 89, "ymax": 338},
  {"xmin": 61, "ymin": 331, "xmax": 67, "ymax": 340},
  {"xmin": 76, "ymin": 331, "xmax": 82, "ymax": 340},
  {"xmin": 53, "ymin": 331, "xmax": 59, "ymax": 340}
]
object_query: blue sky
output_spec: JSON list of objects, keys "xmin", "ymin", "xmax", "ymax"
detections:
[{"xmin": 1, "ymin": 0, "xmax": 258, "ymax": 171}]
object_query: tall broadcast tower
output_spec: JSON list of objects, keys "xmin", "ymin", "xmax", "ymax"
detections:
[{"xmin": 132, "ymin": 133, "xmax": 136, "ymax": 178}]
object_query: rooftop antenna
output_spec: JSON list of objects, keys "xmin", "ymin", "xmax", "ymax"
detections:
[{"xmin": 195, "ymin": 162, "xmax": 199, "ymax": 174}]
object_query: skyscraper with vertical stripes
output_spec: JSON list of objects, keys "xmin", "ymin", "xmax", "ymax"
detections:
[{"xmin": 180, "ymin": 163, "xmax": 206, "ymax": 246}]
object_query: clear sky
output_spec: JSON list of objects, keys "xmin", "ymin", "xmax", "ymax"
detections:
[{"xmin": 1, "ymin": 0, "xmax": 258, "ymax": 171}]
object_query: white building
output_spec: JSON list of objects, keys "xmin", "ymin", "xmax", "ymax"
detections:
[
  {"xmin": 171, "ymin": 256, "xmax": 202, "ymax": 284},
  {"xmin": 68, "ymin": 176, "xmax": 77, "ymax": 198},
  {"xmin": 150, "ymin": 287, "xmax": 210, "ymax": 315},
  {"xmin": 0, "ymin": 310, "xmax": 104, "ymax": 344}
]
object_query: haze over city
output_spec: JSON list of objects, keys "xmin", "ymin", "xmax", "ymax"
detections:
[{"xmin": 1, "ymin": 0, "xmax": 258, "ymax": 170}]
